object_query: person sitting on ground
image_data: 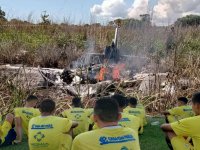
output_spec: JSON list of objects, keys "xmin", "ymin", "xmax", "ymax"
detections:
[
  {"xmin": 124, "ymin": 97, "xmax": 146, "ymax": 127},
  {"xmin": 136, "ymin": 102, "xmax": 148, "ymax": 125},
  {"xmin": 111, "ymin": 94, "xmax": 142, "ymax": 134},
  {"xmin": 61, "ymin": 97, "xmax": 90, "ymax": 137},
  {"xmin": 161, "ymin": 92, "xmax": 200, "ymax": 150},
  {"xmin": 162, "ymin": 97, "xmax": 194, "ymax": 123},
  {"xmin": 85, "ymin": 100, "xmax": 95, "ymax": 131},
  {"xmin": 71, "ymin": 97, "xmax": 141, "ymax": 150},
  {"xmin": 0, "ymin": 114, "xmax": 16, "ymax": 147},
  {"xmin": 29, "ymin": 98, "xmax": 78, "ymax": 150},
  {"xmin": 14, "ymin": 95, "xmax": 40, "ymax": 143}
]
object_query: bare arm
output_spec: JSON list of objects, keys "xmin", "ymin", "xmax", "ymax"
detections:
[
  {"xmin": 161, "ymin": 123, "xmax": 173, "ymax": 132},
  {"xmin": 14, "ymin": 117, "xmax": 23, "ymax": 143}
]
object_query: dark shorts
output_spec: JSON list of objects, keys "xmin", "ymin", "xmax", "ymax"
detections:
[{"xmin": 0, "ymin": 129, "xmax": 16, "ymax": 147}]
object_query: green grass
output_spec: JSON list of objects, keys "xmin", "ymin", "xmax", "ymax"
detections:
[
  {"xmin": 1, "ymin": 117, "xmax": 168, "ymax": 150},
  {"xmin": 140, "ymin": 117, "xmax": 168, "ymax": 150}
]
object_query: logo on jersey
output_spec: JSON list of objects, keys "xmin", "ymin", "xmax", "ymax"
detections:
[
  {"xmin": 183, "ymin": 108, "xmax": 192, "ymax": 112},
  {"xmin": 31, "ymin": 124, "xmax": 53, "ymax": 129},
  {"xmin": 121, "ymin": 146, "xmax": 129, "ymax": 150},
  {"xmin": 99, "ymin": 134, "xmax": 135, "ymax": 145},
  {"xmin": 75, "ymin": 114, "xmax": 82, "ymax": 119},
  {"xmin": 22, "ymin": 110, "xmax": 33, "ymax": 119},
  {"xmin": 34, "ymin": 132, "xmax": 45, "ymax": 142},
  {"xmin": 119, "ymin": 118, "xmax": 130, "ymax": 122},
  {"xmin": 128, "ymin": 111, "xmax": 141, "ymax": 114}
]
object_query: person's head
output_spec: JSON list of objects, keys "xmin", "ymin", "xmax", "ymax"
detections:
[
  {"xmin": 111, "ymin": 94, "xmax": 127, "ymax": 111},
  {"xmin": 192, "ymin": 92, "xmax": 200, "ymax": 115},
  {"xmin": 39, "ymin": 99, "xmax": 55, "ymax": 115},
  {"xmin": 128, "ymin": 97, "xmax": 137, "ymax": 107},
  {"xmin": 25, "ymin": 95, "xmax": 38, "ymax": 107},
  {"xmin": 177, "ymin": 97, "xmax": 188, "ymax": 106},
  {"xmin": 72, "ymin": 97, "xmax": 82, "ymax": 107},
  {"xmin": 94, "ymin": 97, "xmax": 121, "ymax": 127}
]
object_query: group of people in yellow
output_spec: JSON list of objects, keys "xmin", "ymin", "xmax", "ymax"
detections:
[{"xmin": 0, "ymin": 92, "xmax": 199, "ymax": 150}]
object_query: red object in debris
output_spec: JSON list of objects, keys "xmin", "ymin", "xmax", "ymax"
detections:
[{"xmin": 112, "ymin": 63, "xmax": 125, "ymax": 81}]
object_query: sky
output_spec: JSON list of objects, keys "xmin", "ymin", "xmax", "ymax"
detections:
[{"xmin": 0, "ymin": 0, "xmax": 200, "ymax": 25}]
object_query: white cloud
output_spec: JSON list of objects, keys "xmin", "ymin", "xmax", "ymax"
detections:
[
  {"xmin": 90, "ymin": 0, "xmax": 200, "ymax": 25},
  {"xmin": 128, "ymin": 0, "xmax": 149, "ymax": 19},
  {"xmin": 90, "ymin": 0, "xmax": 128, "ymax": 19},
  {"xmin": 152, "ymin": 0, "xmax": 200, "ymax": 25}
]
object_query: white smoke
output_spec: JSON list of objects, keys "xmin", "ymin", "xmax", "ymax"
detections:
[{"xmin": 90, "ymin": 0, "xmax": 200, "ymax": 25}]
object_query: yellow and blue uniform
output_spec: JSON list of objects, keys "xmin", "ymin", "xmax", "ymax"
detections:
[
  {"xmin": 136, "ymin": 103, "xmax": 147, "ymax": 125},
  {"xmin": 119, "ymin": 113, "xmax": 142, "ymax": 134},
  {"xmin": 85, "ymin": 108, "xmax": 94, "ymax": 127},
  {"xmin": 72, "ymin": 126, "xmax": 141, "ymax": 150},
  {"xmin": 92, "ymin": 112, "xmax": 143, "ymax": 134},
  {"xmin": 170, "ymin": 116, "xmax": 200, "ymax": 150},
  {"xmin": 167, "ymin": 106, "xmax": 194, "ymax": 123},
  {"xmin": 124, "ymin": 106, "xmax": 146, "ymax": 126},
  {"xmin": 0, "ymin": 121, "xmax": 12, "ymax": 144},
  {"xmin": 85, "ymin": 108, "xmax": 93, "ymax": 117},
  {"xmin": 14, "ymin": 107, "xmax": 40, "ymax": 135},
  {"xmin": 29, "ymin": 116, "xmax": 73, "ymax": 150},
  {"xmin": 62, "ymin": 108, "xmax": 90, "ymax": 136}
]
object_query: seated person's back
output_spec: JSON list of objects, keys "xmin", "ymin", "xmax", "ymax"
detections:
[
  {"xmin": 125, "ymin": 97, "xmax": 146, "ymax": 126},
  {"xmin": 61, "ymin": 97, "xmax": 89, "ymax": 136},
  {"xmin": 72, "ymin": 97, "xmax": 140, "ymax": 150},
  {"xmin": 163, "ymin": 97, "xmax": 194, "ymax": 123},
  {"xmin": 0, "ymin": 114, "xmax": 16, "ymax": 146},
  {"xmin": 111, "ymin": 94, "xmax": 142, "ymax": 134},
  {"xmin": 29, "ymin": 99, "xmax": 77, "ymax": 150},
  {"xmin": 161, "ymin": 92, "xmax": 200, "ymax": 150},
  {"xmin": 14, "ymin": 95, "xmax": 40, "ymax": 142}
]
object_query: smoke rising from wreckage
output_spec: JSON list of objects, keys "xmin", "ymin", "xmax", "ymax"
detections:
[{"xmin": 36, "ymin": 26, "xmax": 175, "ymax": 98}]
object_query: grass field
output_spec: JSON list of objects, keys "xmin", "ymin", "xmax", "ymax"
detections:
[{"xmin": 1, "ymin": 117, "xmax": 168, "ymax": 150}]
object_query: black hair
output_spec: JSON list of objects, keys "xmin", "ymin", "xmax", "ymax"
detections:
[
  {"xmin": 39, "ymin": 99, "xmax": 55, "ymax": 113},
  {"xmin": 178, "ymin": 97, "xmax": 188, "ymax": 104},
  {"xmin": 192, "ymin": 92, "xmax": 200, "ymax": 104},
  {"xmin": 111, "ymin": 94, "xmax": 127, "ymax": 108},
  {"xmin": 72, "ymin": 97, "xmax": 82, "ymax": 107},
  {"xmin": 26, "ymin": 95, "xmax": 38, "ymax": 102},
  {"xmin": 94, "ymin": 97, "xmax": 119, "ymax": 122},
  {"xmin": 129, "ymin": 97, "xmax": 138, "ymax": 106}
]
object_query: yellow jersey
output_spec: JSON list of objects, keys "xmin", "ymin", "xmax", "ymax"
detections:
[
  {"xmin": 136, "ymin": 104, "xmax": 147, "ymax": 126},
  {"xmin": 14, "ymin": 107, "xmax": 40, "ymax": 135},
  {"xmin": 118, "ymin": 113, "xmax": 142, "ymax": 134},
  {"xmin": 72, "ymin": 126, "xmax": 140, "ymax": 150},
  {"xmin": 124, "ymin": 107, "xmax": 146, "ymax": 126},
  {"xmin": 62, "ymin": 108, "xmax": 89, "ymax": 136},
  {"xmin": 85, "ymin": 108, "xmax": 94, "ymax": 125},
  {"xmin": 171, "ymin": 116, "xmax": 200, "ymax": 150},
  {"xmin": 137, "ymin": 103, "xmax": 145, "ymax": 109},
  {"xmin": 29, "ymin": 116, "xmax": 73, "ymax": 150},
  {"xmin": 168, "ymin": 105, "xmax": 194, "ymax": 123},
  {"xmin": 0, "ymin": 120, "xmax": 12, "ymax": 144}
]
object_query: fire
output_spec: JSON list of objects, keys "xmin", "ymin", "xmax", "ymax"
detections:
[
  {"xmin": 97, "ymin": 66, "xmax": 107, "ymax": 81},
  {"xmin": 112, "ymin": 63, "xmax": 125, "ymax": 81}
]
